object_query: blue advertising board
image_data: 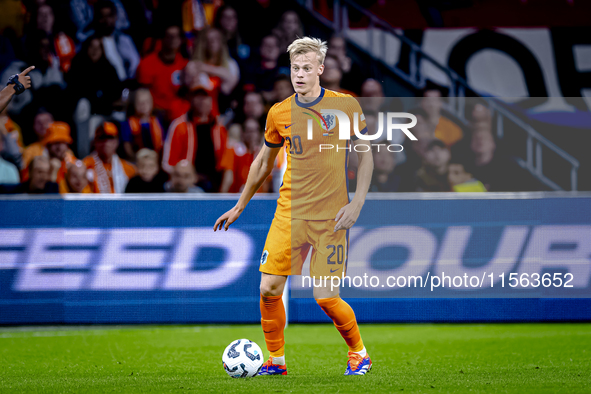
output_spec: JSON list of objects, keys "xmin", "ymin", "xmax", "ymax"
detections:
[{"xmin": 0, "ymin": 193, "xmax": 590, "ymax": 324}]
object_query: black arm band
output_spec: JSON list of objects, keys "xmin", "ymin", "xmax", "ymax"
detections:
[{"xmin": 7, "ymin": 74, "xmax": 25, "ymax": 95}]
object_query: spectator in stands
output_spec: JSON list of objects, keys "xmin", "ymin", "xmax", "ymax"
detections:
[
  {"xmin": 83, "ymin": 122, "xmax": 136, "ymax": 193},
  {"xmin": 327, "ymin": 34, "xmax": 363, "ymax": 94},
  {"xmin": 242, "ymin": 92, "xmax": 266, "ymax": 125},
  {"xmin": 121, "ymin": 89, "xmax": 164, "ymax": 161},
  {"xmin": 0, "ymin": 156, "xmax": 58, "ymax": 194},
  {"xmin": 125, "ymin": 148, "xmax": 166, "ymax": 193},
  {"xmin": 470, "ymin": 102, "xmax": 493, "ymax": 135},
  {"xmin": 92, "ymin": 0, "xmax": 139, "ymax": 81},
  {"xmin": 220, "ymin": 118, "xmax": 267, "ymax": 193},
  {"xmin": 415, "ymin": 139, "xmax": 451, "ymax": 192},
  {"xmin": 22, "ymin": 110, "xmax": 53, "ymax": 168},
  {"xmin": 448, "ymin": 156, "xmax": 487, "ymax": 193},
  {"xmin": 168, "ymin": 60, "xmax": 220, "ymax": 121},
  {"xmin": 404, "ymin": 109, "xmax": 436, "ymax": 161},
  {"xmin": 180, "ymin": 0, "xmax": 219, "ymax": 38},
  {"xmin": 0, "ymin": 105, "xmax": 23, "ymax": 144},
  {"xmin": 448, "ymin": 101, "xmax": 493, "ymax": 160},
  {"xmin": 28, "ymin": 156, "xmax": 58, "ymax": 193},
  {"xmin": 244, "ymin": 35, "xmax": 288, "ymax": 100},
  {"xmin": 214, "ymin": 5, "xmax": 250, "ymax": 63},
  {"xmin": 394, "ymin": 108, "xmax": 436, "ymax": 191},
  {"xmin": 360, "ymin": 78, "xmax": 384, "ymax": 112},
  {"xmin": 34, "ymin": 4, "xmax": 76, "ymax": 73},
  {"xmin": 69, "ymin": 0, "xmax": 130, "ymax": 43},
  {"xmin": 39, "ymin": 122, "xmax": 77, "ymax": 184},
  {"xmin": 369, "ymin": 141, "xmax": 401, "ymax": 192},
  {"xmin": 320, "ymin": 55, "xmax": 357, "ymax": 96},
  {"xmin": 162, "ymin": 87, "xmax": 229, "ymax": 192},
  {"xmin": 420, "ymin": 85, "xmax": 463, "ymax": 147},
  {"xmin": 67, "ymin": 35, "xmax": 123, "ymax": 116},
  {"xmin": 24, "ymin": 30, "xmax": 67, "ymax": 100},
  {"xmin": 0, "ymin": 107, "xmax": 24, "ymax": 169},
  {"xmin": 136, "ymin": 24, "xmax": 188, "ymax": 120},
  {"xmin": 0, "ymin": 130, "xmax": 19, "ymax": 185},
  {"xmin": 272, "ymin": 11, "xmax": 303, "ymax": 55},
  {"xmin": 165, "ymin": 159, "xmax": 203, "ymax": 193},
  {"xmin": 58, "ymin": 160, "xmax": 92, "ymax": 193},
  {"xmin": 360, "ymin": 78, "xmax": 403, "ymax": 126},
  {"xmin": 271, "ymin": 74, "xmax": 294, "ymax": 104},
  {"xmin": 193, "ymin": 27, "xmax": 240, "ymax": 97},
  {"xmin": 226, "ymin": 123, "xmax": 242, "ymax": 147},
  {"xmin": 469, "ymin": 129, "xmax": 533, "ymax": 192}
]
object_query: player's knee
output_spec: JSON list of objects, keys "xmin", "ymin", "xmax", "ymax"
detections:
[
  {"xmin": 313, "ymin": 285, "xmax": 340, "ymax": 300},
  {"xmin": 260, "ymin": 273, "xmax": 287, "ymax": 296},
  {"xmin": 260, "ymin": 281, "xmax": 283, "ymax": 297}
]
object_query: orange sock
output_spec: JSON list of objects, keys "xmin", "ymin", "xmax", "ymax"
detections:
[
  {"xmin": 316, "ymin": 297, "xmax": 364, "ymax": 352},
  {"xmin": 260, "ymin": 294, "xmax": 286, "ymax": 357}
]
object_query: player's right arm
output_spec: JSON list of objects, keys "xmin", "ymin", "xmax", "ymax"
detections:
[
  {"xmin": 213, "ymin": 144, "xmax": 281, "ymax": 231},
  {"xmin": 214, "ymin": 105, "xmax": 284, "ymax": 231},
  {"xmin": 0, "ymin": 66, "xmax": 34, "ymax": 113}
]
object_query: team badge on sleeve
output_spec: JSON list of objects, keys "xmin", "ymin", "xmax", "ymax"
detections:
[{"xmin": 260, "ymin": 250, "xmax": 269, "ymax": 265}]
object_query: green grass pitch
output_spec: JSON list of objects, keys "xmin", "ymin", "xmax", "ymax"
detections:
[{"xmin": 1, "ymin": 323, "xmax": 590, "ymax": 393}]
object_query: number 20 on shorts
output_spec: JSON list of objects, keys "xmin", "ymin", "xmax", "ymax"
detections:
[{"xmin": 327, "ymin": 245, "xmax": 344, "ymax": 264}]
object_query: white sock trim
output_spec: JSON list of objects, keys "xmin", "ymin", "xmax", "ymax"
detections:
[
  {"xmin": 272, "ymin": 355, "xmax": 286, "ymax": 365},
  {"xmin": 353, "ymin": 347, "xmax": 367, "ymax": 358}
]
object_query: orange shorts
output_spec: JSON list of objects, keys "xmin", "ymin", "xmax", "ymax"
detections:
[{"xmin": 259, "ymin": 213, "xmax": 348, "ymax": 278}]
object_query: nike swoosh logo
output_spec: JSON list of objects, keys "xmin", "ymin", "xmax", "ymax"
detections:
[
  {"xmin": 285, "ymin": 123, "xmax": 294, "ymax": 129},
  {"xmin": 330, "ymin": 268, "xmax": 339, "ymax": 273}
]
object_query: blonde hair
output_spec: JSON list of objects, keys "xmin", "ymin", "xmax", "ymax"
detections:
[
  {"xmin": 136, "ymin": 148, "xmax": 158, "ymax": 164},
  {"xmin": 193, "ymin": 27, "xmax": 230, "ymax": 69},
  {"xmin": 287, "ymin": 36, "xmax": 327, "ymax": 65}
]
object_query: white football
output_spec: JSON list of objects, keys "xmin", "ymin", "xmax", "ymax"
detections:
[{"xmin": 222, "ymin": 339, "xmax": 264, "ymax": 378}]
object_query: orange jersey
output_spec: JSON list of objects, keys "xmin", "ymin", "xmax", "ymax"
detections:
[
  {"xmin": 226, "ymin": 142, "xmax": 254, "ymax": 193},
  {"xmin": 54, "ymin": 32, "xmax": 76, "ymax": 73},
  {"xmin": 162, "ymin": 113, "xmax": 229, "ymax": 174},
  {"xmin": 83, "ymin": 154, "xmax": 136, "ymax": 193},
  {"xmin": 225, "ymin": 142, "xmax": 271, "ymax": 193},
  {"xmin": 264, "ymin": 88, "xmax": 367, "ymax": 220},
  {"xmin": 21, "ymin": 142, "xmax": 44, "ymax": 169},
  {"xmin": 3, "ymin": 117, "xmax": 23, "ymax": 150}
]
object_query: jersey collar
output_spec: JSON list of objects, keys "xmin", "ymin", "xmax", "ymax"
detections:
[{"xmin": 295, "ymin": 87, "xmax": 325, "ymax": 108}]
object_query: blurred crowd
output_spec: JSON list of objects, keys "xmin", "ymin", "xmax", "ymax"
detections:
[
  {"xmin": 349, "ymin": 85, "xmax": 540, "ymax": 193},
  {"xmin": 0, "ymin": 0, "xmax": 540, "ymax": 195}
]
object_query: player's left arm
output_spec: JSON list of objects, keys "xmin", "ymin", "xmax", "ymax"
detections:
[{"xmin": 334, "ymin": 137, "xmax": 373, "ymax": 232}]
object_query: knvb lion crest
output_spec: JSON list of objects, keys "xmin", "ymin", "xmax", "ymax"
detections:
[{"xmin": 322, "ymin": 114, "xmax": 336, "ymax": 136}]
